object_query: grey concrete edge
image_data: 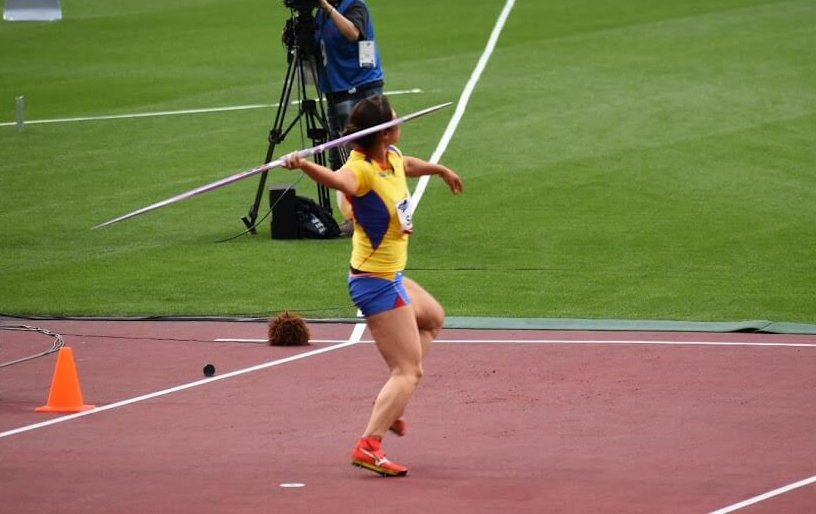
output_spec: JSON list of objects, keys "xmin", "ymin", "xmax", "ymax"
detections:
[
  {"xmin": 2, "ymin": 315, "xmax": 814, "ymax": 334},
  {"xmin": 442, "ymin": 317, "xmax": 816, "ymax": 335}
]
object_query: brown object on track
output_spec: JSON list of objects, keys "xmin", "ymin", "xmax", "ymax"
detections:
[{"xmin": 267, "ymin": 311, "xmax": 311, "ymax": 346}]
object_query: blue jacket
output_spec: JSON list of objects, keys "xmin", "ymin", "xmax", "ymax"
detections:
[{"xmin": 315, "ymin": 0, "xmax": 384, "ymax": 94}]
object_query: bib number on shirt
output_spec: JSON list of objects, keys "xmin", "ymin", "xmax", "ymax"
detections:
[{"xmin": 396, "ymin": 197, "xmax": 413, "ymax": 234}]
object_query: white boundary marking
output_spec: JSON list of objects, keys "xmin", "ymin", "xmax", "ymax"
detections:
[
  {"xmin": 215, "ymin": 338, "xmax": 816, "ymax": 348},
  {"xmin": 0, "ymin": 340, "xmax": 358, "ymax": 440},
  {"xmin": 0, "ymin": 88, "xmax": 423, "ymax": 127},
  {"xmin": 408, "ymin": 0, "xmax": 516, "ymax": 214},
  {"xmin": 708, "ymin": 475, "xmax": 816, "ymax": 513}
]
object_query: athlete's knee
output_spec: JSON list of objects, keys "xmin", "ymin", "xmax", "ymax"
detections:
[
  {"xmin": 412, "ymin": 364, "xmax": 424, "ymax": 385},
  {"xmin": 421, "ymin": 303, "xmax": 445, "ymax": 337},
  {"xmin": 410, "ymin": 362, "xmax": 424, "ymax": 383},
  {"xmin": 394, "ymin": 363, "xmax": 423, "ymax": 386}
]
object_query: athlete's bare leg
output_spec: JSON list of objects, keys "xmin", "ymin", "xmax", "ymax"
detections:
[{"xmin": 363, "ymin": 305, "xmax": 423, "ymax": 437}]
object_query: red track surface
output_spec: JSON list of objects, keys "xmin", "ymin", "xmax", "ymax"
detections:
[{"xmin": 1, "ymin": 320, "xmax": 815, "ymax": 513}]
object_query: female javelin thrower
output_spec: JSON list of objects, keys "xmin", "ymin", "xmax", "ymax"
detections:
[{"xmin": 282, "ymin": 94, "xmax": 463, "ymax": 476}]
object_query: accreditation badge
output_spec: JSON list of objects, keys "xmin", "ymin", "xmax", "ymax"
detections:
[{"xmin": 359, "ymin": 40, "xmax": 376, "ymax": 68}]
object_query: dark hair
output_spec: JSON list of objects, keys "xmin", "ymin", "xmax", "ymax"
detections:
[{"xmin": 343, "ymin": 94, "xmax": 393, "ymax": 150}]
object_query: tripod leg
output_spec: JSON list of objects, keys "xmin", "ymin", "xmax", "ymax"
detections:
[
  {"xmin": 243, "ymin": 39, "xmax": 337, "ymax": 233},
  {"xmin": 298, "ymin": 54, "xmax": 335, "ymax": 215},
  {"xmin": 301, "ymin": 99, "xmax": 333, "ymax": 214},
  {"xmin": 242, "ymin": 46, "xmax": 300, "ymax": 232}
]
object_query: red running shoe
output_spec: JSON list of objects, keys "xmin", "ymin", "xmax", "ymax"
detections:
[
  {"xmin": 351, "ymin": 436, "xmax": 408, "ymax": 477},
  {"xmin": 389, "ymin": 418, "xmax": 407, "ymax": 437}
]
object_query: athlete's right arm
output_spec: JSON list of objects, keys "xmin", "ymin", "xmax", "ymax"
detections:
[{"xmin": 282, "ymin": 152, "xmax": 358, "ymax": 196}]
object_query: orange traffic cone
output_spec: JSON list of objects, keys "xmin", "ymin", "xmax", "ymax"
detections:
[{"xmin": 36, "ymin": 346, "xmax": 95, "ymax": 413}]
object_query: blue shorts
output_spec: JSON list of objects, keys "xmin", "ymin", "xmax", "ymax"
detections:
[{"xmin": 348, "ymin": 271, "xmax": 411, "ymax": 317}]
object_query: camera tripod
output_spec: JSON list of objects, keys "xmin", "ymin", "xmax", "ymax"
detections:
[{"xmin": 241, "ymin": 19, "xmax": 340, "ymax": 233}]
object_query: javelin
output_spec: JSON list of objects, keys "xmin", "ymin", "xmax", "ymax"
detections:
[{"xmin": 92, "ymin": 101, "xmax": 452, "ymax": 230}]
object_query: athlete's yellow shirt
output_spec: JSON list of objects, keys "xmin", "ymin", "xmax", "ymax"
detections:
[{"xmin": 345, "ymin": 146, "xmax": 413, "ymax": 273}]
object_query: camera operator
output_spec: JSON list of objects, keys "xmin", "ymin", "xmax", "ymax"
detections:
[{"xmin": 315, "ymin": 0, "xmax": 384, "ymax": 232}]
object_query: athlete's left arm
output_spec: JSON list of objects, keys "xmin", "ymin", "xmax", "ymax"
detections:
[{"xmin": 403, "ymin": 156, "xmax": 463, "ymax": 194}]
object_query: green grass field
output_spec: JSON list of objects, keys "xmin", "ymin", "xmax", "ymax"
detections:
[{"xmin": 1, "ymin": 0, "xmax": 814, "ymax": 323}]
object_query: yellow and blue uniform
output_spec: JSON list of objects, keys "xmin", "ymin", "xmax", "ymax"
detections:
[{"xmin": 345, "ymin": 146, "xmax": 413, "ymax": 316}]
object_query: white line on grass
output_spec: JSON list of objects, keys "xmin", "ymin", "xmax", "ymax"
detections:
[
  {"xmin": 408, "ymin": 0, "xmax": 516, "ymax": 214},
  {"xmin": 215, "ymin": 338, "xmax": 816, "ymax": 348},
  {"xmin": 336, "ymin": 1, "xmax": 518, "ymax": 358},
  {"xmin": 0, "ymin": 340, "xmax": 358, "ymax": 440},
  {"xmin": 336, "ymin": 1, "xmax": 517, "ymax": 377},
  {"xmin": 0, "ymin": 88, "xmax": 423, "ymax": 127},
  {"xmin": 708, "ymin": 474, "xmax": 816, "ymax": 513}
]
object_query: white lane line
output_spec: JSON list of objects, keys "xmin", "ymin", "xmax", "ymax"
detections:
[
  {"xmin": 409, "ymin": 0, "xmax": 516, "ymax": 213},
  {"xmin": 708, "ymin": 474, "xmax": 816, "ymax": 513},
  {"xmin": 0, "ymin": 340, "xmax": 358, "ymax": 440},
  {"xmin": 215, "ymin": 338, "xmax": 816, "ymax": 348},
  {"xmin": 0, "ymin": 88, "xmax": 423, "ymax": 127}
]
